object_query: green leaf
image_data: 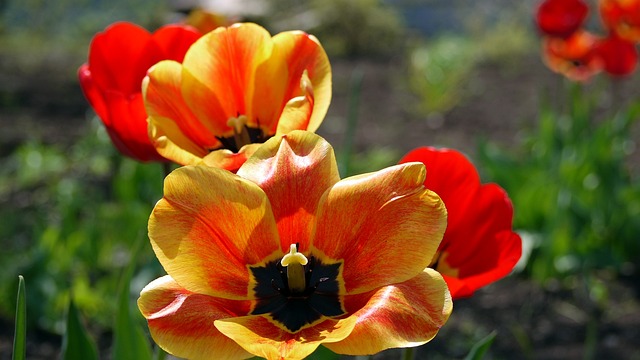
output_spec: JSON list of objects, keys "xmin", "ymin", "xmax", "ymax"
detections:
[
  {"xmin": 61, "ymin": 300, "xmax": 98, "ymax": 360},
  {"xmin": 464, "ymin": 331, "xmax": 497, "ymax": 360},
  {"xmin": 12, "ymin": 275, "xmax": 26, "ymax": 360},
  {"xmin": 112, "ymin": 239, "xmax": 153, "ymax": 360}
]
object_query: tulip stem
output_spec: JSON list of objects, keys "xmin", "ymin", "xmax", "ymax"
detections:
[
  {"xmin": 402, "ymin": 347, "xmax": 415, "ymax": 360},
  {"xmin": 338, "ymin": 66, "xmax": 364, "ymax": 177}
]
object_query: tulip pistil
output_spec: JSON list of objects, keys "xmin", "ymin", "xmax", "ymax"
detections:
[{"xmin": 281, "ymin": 244, "xmax": 308, "ymax": 293}]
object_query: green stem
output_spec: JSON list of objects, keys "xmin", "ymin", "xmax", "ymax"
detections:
[{"xmin": 402, "ymin": 347, "xmax": 415, "ymax": 360}]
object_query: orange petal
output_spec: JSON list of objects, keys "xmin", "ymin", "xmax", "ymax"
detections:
[
  {"xmin": 325, "ymin": 268, "xmax": 452, "ymax": 355},
  {"xmin": 271, "ymin": 31, "xmax": 331, "ymax": 133},
  {"xmin": 312, "ymin": 163, "xmax": 447, "ymax": 294},
  {"xmin": 181, "ymin": 23, "xmax": 273, "ymax": 137},
  {"xmin": 237, "ymin": 131, "xmax": 340, "ymax": 253},
  {"xmin": 144, "ymin": 60, "xmax": 222, "ymax": 150},
  {"xmin": 138, "ymin": 276, "xmax": 252, "ymax": 360},
  {"xmin": 215, "ymin": 315, "xmax": 357, "ymax": 360},
  {"xmin": 149, "ymin": 165, "xmax": 281, "ymax": 299},
  {"xmin": 148, "ymin": 118, "xmax": 207, "ymax": 166},
  {"xmin": 200, "ymin": 143, "xmax": 265, "ymax": 172}
]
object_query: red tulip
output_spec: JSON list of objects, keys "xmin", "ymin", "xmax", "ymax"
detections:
[
  {"xmin": 595, "ymin": 34, "xmax": 638, "ymax": 76},
  {"xmin": 536, "ymin": 0, "xmax": 589, "ymax": 38},
  {"xmin": 78, "ymin": 22, "xmax": 201, "ymax": 162},
  {"xmin": 399, "ymin": 147, "xmax": 522, "ymax": 299},
  {"xmin": 600, "ymin": 0, "xmax": 640, "ymax": 42}
]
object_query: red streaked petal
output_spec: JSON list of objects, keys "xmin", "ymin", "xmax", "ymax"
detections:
[
  {"xmin": 144, "ymin": 60, "xmax": 221, "ymax": 150},
  {"xmin": 149, "ymin": 165, "xmax": 281, "ymax": 299},
  {"xmin": 237, "ymin": 131, "xmax": 340, "ymax": 253},
  {"xmin": 312, "ymin": 162, "xmax": 447, "ymax": 294},
  {"xmin": 215, "ymin": 315, "xmax": 357, "ymax": 360},
  {"xmin": 181, "ymin": 23, "xmax": 273, "ymax": 136},
  {"xmin": 326, "ymin": 268, "xmax": 452, "ymax": 355},
  {"xmin": 138, "ymin": 276, "xmax": 252, "ymax": 360},
  {"xmin": 271, "ymin": 31, "xmax": 331, "ymax": 133}
]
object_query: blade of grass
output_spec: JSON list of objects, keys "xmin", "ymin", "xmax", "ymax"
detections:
[
  {"xmin": 12, "ymin": 275, "xmax": 26, "ymax": 360},
  {"xmin": 464, "ymin": 331, "xmax": 497, "ymax": 360},
  {"xmin": 61, "ymin": 300, "xmax": 98, "ymax": 360}
]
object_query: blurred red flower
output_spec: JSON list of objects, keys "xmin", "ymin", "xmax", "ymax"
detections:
[
  {"xmin": 600, "ymin": 0, "xmax": 640, "ymax": 42},
  {"xmin": 595, "ymin": 34, "xmax": 638, "ymax": 76},
  {"xmin": 542, "ymin": 30, "xmax": 604, "ymax": 81},
  {"xmin": 536, "ymin": 0, "xmax": 589, "ymax": 38},
  {"xmin": 78, "ymin": 22, "xmax": 201, "ymax": 162},
  {"xmin": 399, "ymin": 147, "xmax": 522, "ymax": 299}
]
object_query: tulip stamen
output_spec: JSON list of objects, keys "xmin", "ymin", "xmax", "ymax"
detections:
[
  {"xmin": 281, "ymin": 244, "xmax": 308, "ymax": 294},
  {"xmin": 227, "ymin": 115, "xmax": 251, "ymax": 150}
]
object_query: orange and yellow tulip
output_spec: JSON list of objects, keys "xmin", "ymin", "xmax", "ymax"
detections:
[
  {"xmin": 138, "ymin": 131, "xmax": 452, "ymax": 360},
  {"xmin": 399, "ymin": 147, "xmax": 522, "ymax": 299},
  {"xmin": 541, "ymin": 30, "xmax": 603, "ymax": 81},
  {"xmin": 143, "ymin": 23, "xmax": 332, "ymax": 172}
]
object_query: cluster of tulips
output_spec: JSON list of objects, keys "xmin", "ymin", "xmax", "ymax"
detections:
[
  {"xmin": 536, "ymin": 0, "xmax": 640, "ymax": 81},
  {"xmin": 78, "ymin": 14, "xmax": 521, "ymax": 360}
]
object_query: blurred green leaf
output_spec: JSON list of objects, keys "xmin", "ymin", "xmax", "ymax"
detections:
[
  {"xmin": 464, "ymin": 331, "xmax": 497, "ymax": 360},
  {"xmin": 307, "ymin": 345, "xmax": 341, "ymax": 360},
  {"xmin": 61, "ymin": 300, "xmax": 98, "ymax": 360},
  {"xmin": 112, "ymin": 238, "xmax": 153, "ymax": 360},
  {"xmin": 12, "ymin": 275, "xmax": 26, "ymax": 360}
]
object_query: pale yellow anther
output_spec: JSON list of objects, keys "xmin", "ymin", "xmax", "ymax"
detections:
[
  {"xmin": 226, "ymin": 115, "xmax": 251, "ymax": 149},
  {"xmin": 281, "ymin": 244, "xmax": 308, "ymax": 267},
  {"xmin": 281, "ymin": 244, "xmax": 308, "ymax": 293}
]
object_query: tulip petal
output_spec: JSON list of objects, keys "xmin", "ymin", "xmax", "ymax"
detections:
[
  {"xmin": 144, "ymin": 60, "xmax": 222, "ymax": 151},
  {"xmin": 78, "ymin": 64, "xmax": 109, "ymax": 124},
  {"xmin": 102, "ymin": 90, "xmax": 165, "ymax": 162},
  {"xmin": 215, "ymin": 314, "xmax": 357, "ymax": 360},
  {"xmin": 237, "ymin": 131, "xmax": 340, "ymax": 252},
  {"xmin": 88, "ymin": 22, "xmax": 155, "ymax": 95},
  {"xmin": 325, "ymin": 268, "xmax": 452, "ymax": 355},
  {"xmin": 138, "ymin": 276, "xmax": 252, "ymax": 360},
  {"xmin": 312, "ymin": 162, "xmax": 447, "ymax": 294},
  {"xmin": 149, "ymin": 165, "xmax": 281, "ymax": 299},
  {"xmin": 440, "ymin": 231, "xmax": 522, "ymax": 298},
  {"xmin": 181, "ymin": 23, "xmax": 272, "ymax": 136},
  {"xmin": 272, "ymin": 31, "xmax": 331, "ymax": 133}
]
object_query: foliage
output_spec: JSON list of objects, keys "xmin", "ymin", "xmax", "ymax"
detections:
[
  {"xmin": 479, "ymin": 82, "xmax": 640, "ymax": 280},
  {"xmin": 0, "ymin": 119, "xmax": 165, "ymax": 332}
]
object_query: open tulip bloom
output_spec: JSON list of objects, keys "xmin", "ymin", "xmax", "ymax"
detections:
[
  {"xmin": 143, "ymin": 23, "xmax": 332, "ymax": 172},
  {"xmin": 78, "ymin": 22, "xmax": 202, "ymax": 162},
  {"xmin": 399, "ymin": 147, "xmax": 522, "ymax": 299},
  {"xmin": 138, "ymin": 131, "xmax": 452, "ymax": 359}
]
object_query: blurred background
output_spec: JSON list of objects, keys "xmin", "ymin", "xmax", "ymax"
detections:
[{"xmin": 1, "ymin": 0, "xmax": 639, "ymax": 358}]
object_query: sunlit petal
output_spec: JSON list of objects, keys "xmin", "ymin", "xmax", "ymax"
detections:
[
  {"xmin": 215, "ymin": 315, "xmax": 357, "ymax": 360},
  {"xmin": 138, "ymin": 276, "xmax": 252, "ymax": 360},
  {"xmin": 312, "ymin": 163, "xmax": 447, "ymax": 294},
  {"xmin": 238, "ymin": 131, "xmax": 340, "ymax": 252},
  {"xmin": 326, "ymin": 269, "xmax": 452, "ymax": 355},
  {"xmin": 149, "ymin": 165, "xmax": 281, "ymax": 299}
]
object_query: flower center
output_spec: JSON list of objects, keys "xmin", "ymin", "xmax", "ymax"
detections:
[
  {"xmin": 248, "ymin": 244, "xmax": 345, "ymax": 332},
  {"xmin": 215, "ymin": 114, "xmax": 271, "ymax": 153}
]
